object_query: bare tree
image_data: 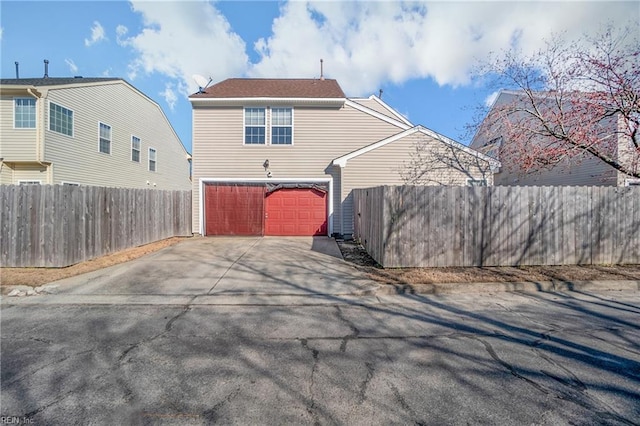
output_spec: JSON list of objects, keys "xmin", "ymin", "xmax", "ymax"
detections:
[
  {"xmin": 399, "ymin": 133, "xmax": 494, "ymax": 185},
  {"xmin": 473, "ymin": 26, "xmax": 640, "ymax": 179}
]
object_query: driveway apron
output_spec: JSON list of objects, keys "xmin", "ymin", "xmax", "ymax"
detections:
[{"xmin": 50, "ymin": 237, "xmax": 378, "ymax": 297}]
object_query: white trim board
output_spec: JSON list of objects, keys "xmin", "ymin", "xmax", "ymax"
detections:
[
  {"xmin": 344, "ymin": 99, "xmax": 412, "ymax": 130},
  {"xmin": 332, "ymin": 125, "xmax": 501, "ymax": 171},
  {"xmin": 198, "ymin": 177, "xmax": 334, "ymax": 236}
]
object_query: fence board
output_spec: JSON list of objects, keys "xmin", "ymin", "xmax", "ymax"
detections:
[
  {"xmin": 1, "ymin": 185, "xmax": 191, "ymax": 267},
  {"xmin": 353, "ymin": 185, "xmax": 640, "ymax": 268}
]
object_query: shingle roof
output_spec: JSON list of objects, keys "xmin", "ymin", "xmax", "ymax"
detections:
[
  {"xmin": 0, "ymin": 77, "xmax": 121, "ymax": 86},
  {"xmin": 191, "ymin": 78, "xmax": 346, "ymax": 98}
]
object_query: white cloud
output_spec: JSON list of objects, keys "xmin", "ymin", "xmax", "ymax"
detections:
[
  {"xmin": 65, "ymin": 59, "xmax": 78, "ymax": 74},
  {"xmin": 116, "ymin": 1, "xmax": 638, "ymax": 99},
  {"xmin": 120, "ymin": 0, "xmax": 247, "ymax": 95},
  {"xmin": 160, "ymin": 83, "xmax": 178, "ymax": 111},
  {"xmin": 116, "ymin": 25, "xmax": 129, "ymax": 46},
  {"xmin": 85, "ymin": 21, "xmax": 107, "ymax": 47},
  {"xmin": 249, "ymin": 1, "xmax": 637, "ymax": 96},
  {"xmin": 0, "ymin": 27, "xmax": 3, "ymax": 42}
]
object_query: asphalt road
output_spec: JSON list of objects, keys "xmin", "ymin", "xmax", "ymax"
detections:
[{"xmin": 2, "ymin": 290, "xmax": 639, "ymax": 425}]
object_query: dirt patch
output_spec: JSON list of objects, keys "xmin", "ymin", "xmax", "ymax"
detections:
[
  {"xmin": 337, "ymin": 240, "xmax": 640, "ymax": 285},
  {"xmin": 1, "ymin": 237, "xmax": 188, "ymax": 289}
]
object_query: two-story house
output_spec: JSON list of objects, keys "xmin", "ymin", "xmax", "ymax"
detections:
[
  {"xmin": 471, "ymin": 90, "xmax": 640, "ymax": 187},
  {"xmin": 190, "ymin": 78, "xmax": 499, "ymax": 237},
  {"xmin": 0, "ymin": 77, "xmax": 191, "ymax": 190}
]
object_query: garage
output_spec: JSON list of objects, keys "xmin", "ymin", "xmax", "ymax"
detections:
[
  {"xmin": 265, "ymin": 188, "xmax": 327, "ymax": 236},
  {"xmin": 203, "ymin": 181, "xmax": 329, "ymax": 236},
  {"xmin": 204, "ymin": 184, "xmax": 265, "ymax": 236}
]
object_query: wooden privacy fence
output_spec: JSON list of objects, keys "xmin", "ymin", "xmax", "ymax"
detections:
[
  {"xmin": 1, "ymin": 185, "xmax": 191, "ymax": 267},
  {"xmin": 353, "ymin": 186, "xmax": 640, "ymax": 268}
]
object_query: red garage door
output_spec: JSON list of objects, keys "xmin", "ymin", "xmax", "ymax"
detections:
[
  {"xmin": 205, "ymin": 184, "xmax": 265, "ymax": 235},
  {"xmin": 265, "ymin": 188, "xmax": 327, "ymax": 236}
]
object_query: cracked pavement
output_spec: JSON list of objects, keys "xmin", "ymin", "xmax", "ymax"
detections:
[
  {"xmin": 2, "ymin": 291, "xmax": 639, "ymax": 425},
  {"xmin": 1, "ymin": 237, "xmax": 639, "ymax": 424}
]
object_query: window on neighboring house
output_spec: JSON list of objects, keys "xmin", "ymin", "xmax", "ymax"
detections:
[
  {"xmin": 131, "ymin": 136, "xmax": 141, "ymax": 162},
  {"xmin": 49, "ymin": 102, "xmax": 73, "ymax": 136},
  {"xmin": 244, "ymin": 107, "xmax": 266, "ymax": 144},
  {"xmin": 271, "ymin": 107, "xmax": 293, "ymax": 145},
  {"xmin": 99, "ymin": 122, "xmax": 111, "ymax": 154},
  {"xmin": 18, "ymin": 181, "xmax": 41, "ymax": 185},
  {"xmin": 62, "ymin": 182, "xmax": 80, "ymax": 186},
  {"xmin": 625, "ymin": 179, "xmax": 640, "ymax": 186},
  {"xmin": 149, "ymin": 148, "xmax": 157, "ymax": 172},
  {"xmin": 467, "ymin": 179, "xmax": 488, "ymax": 186},
  {"xmin": 14, "ymin": 98, "xmax": 36, "ymax": 128}
]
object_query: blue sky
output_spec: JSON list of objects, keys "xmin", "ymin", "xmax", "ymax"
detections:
[{"xmin": 1, "ymin": 1, "xmax": 637, "ymax": 154}]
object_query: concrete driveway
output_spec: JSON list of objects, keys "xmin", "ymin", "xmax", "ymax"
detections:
[{"xmin": 47, "ymin": 237, "xmax": 379, "ymax": 299}]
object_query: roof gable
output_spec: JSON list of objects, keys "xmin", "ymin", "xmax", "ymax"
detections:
[
  {"xmin": 333, "ymin": 126, "xmax": 501, "ymax": 170},
  {"xmin": 190, "ymin": 78, "xmax": 346, "ymax": 99}
]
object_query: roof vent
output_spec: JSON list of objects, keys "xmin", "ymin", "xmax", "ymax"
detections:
[
  {"xmin": 15, "ymin": 62, "xmax": 19, "ymax": 79},
  {"xmin": 43, "ymin": 59, "xmax": 49, "ymax": 78},
  {"xmin": 320, "ymin": 59, "xmax": 324, "ymax": 81},
  {"xmin": 74, "ymin": 76, "xmax": 83, "ymax": 79}
]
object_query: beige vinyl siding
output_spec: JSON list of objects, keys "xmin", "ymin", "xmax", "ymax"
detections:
[
  {"xmin": 12, "ymin": 163, "xmax": 49, "ymax": 184},
  {"xmin": 43, "ymin": 82, "xmax": 190, "ymax": 190},
  {"xmin": 0, "ymin": 162, "xmax": 12, "ymax": 184},
  {"xmin": 0, "ymin": 96, "xmax": 39, "ymax": 160},
  {"xmin": 191, "ymin": 103, "xmax": 405, "ymax": 233},
  {"xmin": 341, "ymin": 132, "xmax": 493, "ymax": 234},
  {"xmin": 350, "ymin": 98, "xmax": 405, "ymax": 123}
]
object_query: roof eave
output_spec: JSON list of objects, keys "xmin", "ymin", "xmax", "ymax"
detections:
[{"xmin": 189, "ymin": 97, "xmax": 346, "ymax": 107}]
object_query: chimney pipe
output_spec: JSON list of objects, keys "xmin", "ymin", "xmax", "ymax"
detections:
[
  {"xmin": 320, "ymin": 59, "xmax": 324, "ymax": 80},
  {"xmin": 378, "ymin": 89, "xmax": 383, "ymax": 99},
  {"xmin": 44, "ymin": 59, "xmax": 49, "ymax": 78},
  {"xmin": 15, "ymin": 62, "xmax": 19, "ymax": 79}
]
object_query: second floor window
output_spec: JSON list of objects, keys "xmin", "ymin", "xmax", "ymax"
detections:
[
  {"xmin": 15, "ymin": 98, "xmax": 36, "ymax": 128},
  {"xmin": 244, "ymin": 108, "xmax": 266, "ymax": 144},
  {"xmin": 271, "ymin": 108, "xmax": 293, "ymax": 145},
  {"xmin": 49, "ymin": 102, "xmax": 73, "ymax": 136},
  {"xmin": 149, "ymin": 147, "xmax": 157, "ymax": 172},
  {"xmin": 131, "ymin": 136, "xmax": 141, "ymax": 162},
  {"xmin": 99, "ymin": 123, "xmax": 111, "ymax": 154}
]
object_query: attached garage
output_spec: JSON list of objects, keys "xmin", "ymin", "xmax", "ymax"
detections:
[{"xmin": 202, "ymin": 179, "xmax": 332, "ymax": 236}]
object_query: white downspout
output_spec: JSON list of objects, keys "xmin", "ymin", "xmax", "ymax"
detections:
[{"xmin": 27, "ymin": 87, "xmax": 50, "ymax": 182}]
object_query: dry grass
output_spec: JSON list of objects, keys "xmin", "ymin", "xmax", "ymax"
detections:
[
  {"xmin": 1, "ymin": 237, "xmax": 187, "ymax": 288},
  {"xmin": 2, "ymin": 238, "xmax": 638, "ymax": 291},
  {"xmin": 337, "ymin": 240, "xmax": 640, "ymax": 285}
]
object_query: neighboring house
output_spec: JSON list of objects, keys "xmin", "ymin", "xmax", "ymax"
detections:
[
  {"xmin": 190, "ymin": 78, "xmax": 499, "ymax": 237},
  {"xmin": 471, "ymin": 90, "xmax": 640, "ymax": 187},
  {"xmin": 0, "ymin": 77, "xmax": 191, "ymax": 190}
]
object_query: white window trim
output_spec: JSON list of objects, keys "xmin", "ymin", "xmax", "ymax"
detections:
[
  {"xmin": 131, "ymin": 135, "xmax": 141, "ymax": 163},
  {"xmin": 243, "ymin": 107, "xmax": 267, "ymax": 146},
  {"xmin": 13, "ymin": 97, "xmax": 37, "ymax": 130},
  {"xmin": 18, "ymin": 180, "xmax": 42, "ymax": 185},
  {"xmin": 625, "ymin": 179, "xmax": 640, "ymax": 186},
  {"xmin": 48, "ymin": 101, "xmax": 74, "ymax": 137},
  {"xmin": 270, "ymin": 107, "xmax": 294, "ymax": 146},
  {"xmin": 98, "ymin": 122, "xmax": 112, "ymax": 155},
  {"xmin": 148, "ymin": 147, "xmax": 157, "ymax": 172}
]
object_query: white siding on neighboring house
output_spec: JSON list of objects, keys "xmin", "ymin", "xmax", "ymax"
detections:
[
  {"xmin": 43, "ymin": 82, "xmax": 191, "ymax": 190},
  {"xmin": 191, "ymin": 102, "xmax": 407, "ymax": 234}
]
